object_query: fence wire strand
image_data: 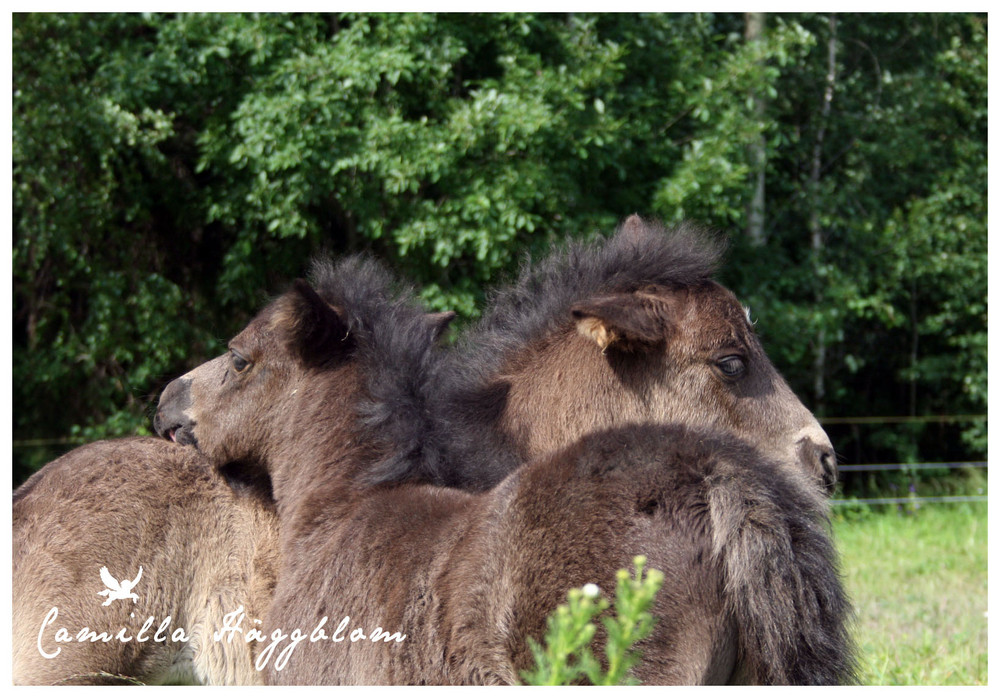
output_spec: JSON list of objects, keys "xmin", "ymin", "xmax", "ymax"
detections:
[{"xmin": 831, "ymin": 495, "xmax": 987, "ymax": 506}]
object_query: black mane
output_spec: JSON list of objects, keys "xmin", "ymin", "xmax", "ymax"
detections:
[
  {"xmin": 360, "ymin": 218, "xmax": 727, "ymax": 490},
  {"xmin": 453, "ymin": 218, "xmax": 723, "ymax": 390},
  {"xmin": 306, "ymin": 255, "xmax": 447, "ymax": 485}
]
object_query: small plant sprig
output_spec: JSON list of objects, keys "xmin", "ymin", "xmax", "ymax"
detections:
[{"xmin": 520, "ymin": 555, "xmax": 665, "ymax": 686}]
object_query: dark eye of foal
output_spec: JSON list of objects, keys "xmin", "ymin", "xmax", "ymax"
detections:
[
  {"xmin": 717, "ymin": 355, "xmax": 746, "ymax": 378},
  {"xmin": 231, "ymin": 350, "xmax": 251, "ymax": 373}
]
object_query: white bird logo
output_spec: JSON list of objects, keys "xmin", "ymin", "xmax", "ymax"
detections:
[{"xmin": 97, "ymin": 566, "xmax": 143, "ymax": 605}]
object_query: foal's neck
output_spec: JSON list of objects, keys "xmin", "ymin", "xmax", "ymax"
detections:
[
  {"xmin": 268, "ymin": 368, "xmax": 376, "ymax": 538},
  {"xmin": 498, "ymin": 328, "xmax": 646, "ymax": 463}
]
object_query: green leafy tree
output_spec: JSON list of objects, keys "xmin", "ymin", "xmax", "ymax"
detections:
[
  {"xmin": 720, "ymin": 13, "xmax": 986, "ymax": 466},
  {"xmin": 12, "ymin": 13, "xmax": 987, "ymax": 487}
]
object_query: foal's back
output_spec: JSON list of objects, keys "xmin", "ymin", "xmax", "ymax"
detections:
[
  {"xmin": 13, "ymin": 437, "xmax": 278, "ymax": 685},
  {"xmin": 447, "ymin": 424, "xmax": 854, "ymax": 684}
]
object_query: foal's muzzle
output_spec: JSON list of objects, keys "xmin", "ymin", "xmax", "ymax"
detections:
[
  {"xmin": 797, "ymin": 434, "xmax": 838, "ymax": 494},
  {"xmin": 154, "ymin": 377, "xmax": 197, "ymax": 447}
]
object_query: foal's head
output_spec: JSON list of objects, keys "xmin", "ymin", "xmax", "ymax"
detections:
[
  {"xmin": 428, "ymin": 215, "xmax": 837, "ymax": 492},
  {"xmin": 154, "ymin": 256, "xmax": 453, "ymax": 495},
  {"xmin": 572, "ymin": 276, "xmax": 836, "ymax": 491}
]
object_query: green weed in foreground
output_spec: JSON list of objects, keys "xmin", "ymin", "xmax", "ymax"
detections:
[
  {"xmin": 521, "ymin": 556, "xmax": 664, "ymax": 685},
  {"xmin": 834, "ymin": 502, "xmax": 987, "ymax": 685}
]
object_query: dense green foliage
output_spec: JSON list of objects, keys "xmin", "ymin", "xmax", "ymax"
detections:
[{"xmin": 13, "ymin": 13, "xmax": 987, "ymax": 487}]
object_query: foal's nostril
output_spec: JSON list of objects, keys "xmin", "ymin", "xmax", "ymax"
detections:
[
  {"xmin": 819, "ymin": 449, "xmax": 838, "ymax": 494},
  {"xmin": 796, "ymin": 435, "xmax": 838, "ymax": 495}
]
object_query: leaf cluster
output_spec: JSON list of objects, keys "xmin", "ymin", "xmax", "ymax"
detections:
[{"xmin": 521, "ymin": 555, "xmax": 665, "ymax": 686}]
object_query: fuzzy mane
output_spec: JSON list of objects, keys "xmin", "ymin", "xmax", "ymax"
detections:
[
  {"xmin": 305, "ymin": 255, "xmax": 447, "ymax": 485},
  {"xmin": 362, "ymin": 217, "xmax": 728, "ymax": 489},
  {"xmin": 453, "ymin": 218, "xmax": 724, "ymax": 387}
]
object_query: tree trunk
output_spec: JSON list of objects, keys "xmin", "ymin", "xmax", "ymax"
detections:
[
  {"xmin": 745, "ymin": 12, "xmax": 767, "ymax": 246},
  {"xmin": 809, "ymin": 14, "xmax": 838, "ymax": 413},
  {"xmin": 909, "ymin": 276, "xmax": 919, "ymax": 416}
]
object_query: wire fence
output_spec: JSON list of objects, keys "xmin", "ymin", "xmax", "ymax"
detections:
[
  {"xmin": 830, "ymin": 495, "xmax": 987, "ymax": 506},
  {"xmin": 838, "ymin": 462, "xmax": 987, "ymax": 472},
  {"xmin": 14, "ymin": 429, "xmax": 988, "ymax": 507},
  {"xmin": 13, "ymin": 415, "xmax": 987, "ymax": 449},
  {"xmin": 819, "ymin": 414, "xmax": 986, "ymax": 425},
  {"xmin": 831, "ymin": 461, "xmax": 987, "ymax": 507}
]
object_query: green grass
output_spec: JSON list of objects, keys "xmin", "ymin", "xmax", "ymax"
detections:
[{"xmin": 833, "ymin": 501, "xmax": 987, "ymax": 685}]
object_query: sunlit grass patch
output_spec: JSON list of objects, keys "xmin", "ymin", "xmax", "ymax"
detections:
[{"xmin": 833, "ymin": 502, "xmax": 987, "ymax": 685}]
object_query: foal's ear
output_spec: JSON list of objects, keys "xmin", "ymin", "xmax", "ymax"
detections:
[
  {"xmin": 425, "ymin": 311, "xmax": 457, "ymax": 342},
  {"xmin": 615, "ymin": 213, "xmax": 662, "ymax": 247},
  {"xmin": 571, "ymin": 291, "xmax": 671, "ymax": 352},
  {"xmin": 280, "ymin": 279, "xmax": 354, "ymax": 365},
  {"xmin": 617, "ymin": 213, "xmax": 648, "ymax": 243}
]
